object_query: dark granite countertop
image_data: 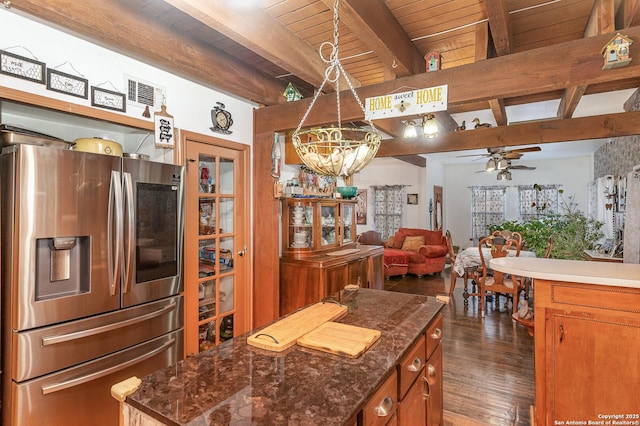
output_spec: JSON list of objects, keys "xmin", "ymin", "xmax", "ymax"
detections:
[{"xmin": 126, "ymin": 288, "xmax": 444, "ymax": 425}]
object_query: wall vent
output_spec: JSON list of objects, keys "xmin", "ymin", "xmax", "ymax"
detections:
[{"xmin": 124, "ymin": 75, "xmax": 166, "ymax": 109}]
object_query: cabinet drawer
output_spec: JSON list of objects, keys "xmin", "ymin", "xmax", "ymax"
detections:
[
  {"xmin": 425, "ymin": 313, "xmax": 443, "ymax": 358},
  {"xmin": 398, "ymin": 335, "xmax": 426, "ymax": 400},
  {"xmin": 362, "ymin": 370, "xmax": 397, "ymax": 426}
]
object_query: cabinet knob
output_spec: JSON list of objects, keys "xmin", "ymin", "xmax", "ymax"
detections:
[
  {"xmin": 407, "ymin": 357, "xmax": 423, "ymax": 372},
  {"xmin": 375, "ymin": 396, "xmax": 394, "ymax": 417},
  {"xmin": 430, "ymin": 328, "xmax": 442, "ymax": 340},
  {"xmin": 422, "ymin": 375, "xmax": 431, "ymax": 399}
]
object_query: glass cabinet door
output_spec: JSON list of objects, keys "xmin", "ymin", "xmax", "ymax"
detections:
[
  {"xmin": 342, "ymin": 203, "xmax": 355, "ymax": 244},
  {"xmin": 186, "ymin": 141, "xmax": 247, "ymax": 356},
  {"xmin": 320, "ymin": 202, "xmax": 338, "ymax": 248},
  {"xmin": 288, "ymin": 200, "xmax": 313, "ymax": 249}
]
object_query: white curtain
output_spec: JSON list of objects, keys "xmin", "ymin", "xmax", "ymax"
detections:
[
  {"xmin": 470, "ymin": 186, "xmax": 506, "ymax": 244},
  {"xmin": 518, "ymin": 184, "xmax": 560, "ymax": 220},
  {"xmin": 372, "ymin": 185, "xmax": 406, "ymax": 241}
]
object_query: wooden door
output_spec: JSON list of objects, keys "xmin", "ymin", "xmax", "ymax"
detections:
[
  {"xmin": 433, "ymin": 186, "xmax": 443, "ymax": 231},
  {"xmin": 183, "ymin": 134, "xmax": 251, "ymax": 355}
]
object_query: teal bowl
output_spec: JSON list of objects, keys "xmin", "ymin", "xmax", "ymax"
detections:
[{"xmin": 337, "ymin": 186, "xmax": 357, "ymax": 199}]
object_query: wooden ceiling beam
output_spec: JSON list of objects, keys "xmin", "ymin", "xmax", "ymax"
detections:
[
  {"xmin": 257, "ymin": 25, "xmax": 640, "ymax": 134},
  {"xmin": 319, "ymin": 0, "xmax": 424, "ymax": 77},
  {"xmin": 375, "ymin": 110, "xmax": 640, "ymax": 156},
  {"xmin": 621, "ymin": 0, "xmax": 640, "ymax": 27},
  {"xmin": 484, "ymin": 0, "xmax": 513, "ymax": 56},
  {"xmin": 7, "ymin": 0, "xmax": 286, "ymax": 106},
  {"xmin": 474, "ymin": 21, "xmax": 507, "ymax": 125},
  {"xmin": 489, "ymin": 99, "xmax": 507, "ymax": 126},
  {"xmin": 163, "ymin": 0, "xmax": 356, "ymax": 92},
  {"xmin": 558, "ymin": 0, "xmax": 616, "ymax": 119}
]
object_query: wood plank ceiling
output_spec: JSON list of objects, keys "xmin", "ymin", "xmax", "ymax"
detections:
[{"xmin": 7, "ymin": 0, "xmax": 640, "ymax": 157}]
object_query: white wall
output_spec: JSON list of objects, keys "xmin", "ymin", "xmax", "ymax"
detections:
[
  {"xmin": 349, "ymin": 157, "xmax": 426, "ymax": 233},
  {"xmin": 426, "ymin": 157, "xmax": 445, "ymax": 229},
  {"xmin": 0, "ymin": 8, "xmax": 257, "ymax": 154},
  {"xmin": 443, "ymin": 155, "xmax": 594, "ymax": 249}
]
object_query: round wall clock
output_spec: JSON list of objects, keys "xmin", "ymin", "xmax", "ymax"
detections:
[{"xmin": 210, "ymin": 102, "xmax": 233, "ymax": 134}]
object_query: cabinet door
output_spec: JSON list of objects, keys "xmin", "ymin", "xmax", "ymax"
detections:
[
  {"xmin": 347, "ymin": 257, "xmax": 367, "ymax": 287},
  {"xmin": 185, "ymin": 139, "xmax": 250, "ymax": 355},
  {"xmin": 319, "ymin": 201, "xmax": 339, "ymax": 249},
  {"xmin": 397, "ymin": 366, "xmax": 427, "ymax": 425},
  {"xmin": 545, "ymin": 309, "xmax": 640, "ymax": 422},
  {"xmin": 325, "ymin": 263, "xmax": 349, "ymax": 297},
  {"xmin": 341, "ymin": 202, "xmax": 356, "ymax": 244},
  {"xmin": 368, "ymin": 252, "xmax": 384, "ymax": 290},
  {"xmin": 426, "ymin": 344, "xmax": 443, "ymax": 426}
]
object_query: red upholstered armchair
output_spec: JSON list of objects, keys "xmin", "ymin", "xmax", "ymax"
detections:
[{"xmin": 384, "ymin": 228, "xmax": 448, "ymax": 277}]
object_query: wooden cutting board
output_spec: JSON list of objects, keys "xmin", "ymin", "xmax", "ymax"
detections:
[
  {"xmin": 297, "ymin": 321, "xmax": 381, "ymax": 358},
  {"xmin": 247, "ymin": 302, "xmax": 347, "ymax": 352}
]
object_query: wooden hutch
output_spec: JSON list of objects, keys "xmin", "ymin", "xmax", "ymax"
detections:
[{"xmin": 279, "ymin": 197, "xmax": 383, "ymax": 315}]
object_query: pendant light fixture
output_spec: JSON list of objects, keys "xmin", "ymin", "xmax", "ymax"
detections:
[{"xmin": 292, "ymin": 0, "xmax": 381, "ymax": 180}]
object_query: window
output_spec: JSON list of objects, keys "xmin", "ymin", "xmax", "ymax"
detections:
[
  {"xmin": 518, "ymin": 184, "xmax": 560, "ymax": 221},
  {"xmin": 470, "ymin": 186, "xmax": 506, "ymax": 243},
  {"xmin": 372, "ymin": 185, "xmax": 405, "ymax": 241}
]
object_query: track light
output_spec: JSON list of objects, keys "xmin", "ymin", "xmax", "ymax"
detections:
[
  {"xmin": 486, "ymin": 158, "xmax": 497, "ymax": 172},
  {"xmin": 403, "ymin": 120, "xmax": 417, "ymax": 138}
]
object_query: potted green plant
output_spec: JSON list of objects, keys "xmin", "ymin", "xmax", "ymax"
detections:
[{"xmin": 489, "ymin": 189, "xmax": 603, "ymax": 260}]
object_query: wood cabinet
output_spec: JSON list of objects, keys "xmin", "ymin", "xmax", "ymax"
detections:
[
  {"xmin": 280, "ymin": 245, "xmax": 383, "ymax": 315},
  {"xmin": 534, "ymin": 279, "xmax": 640, "ymax": 425},
  {"xmin": 280, "ymin": 197, "xmax": 383, "ymax": 315},
  {"xmin": 363, "ymin": 313, "xmax": 443, "ymax": 426},
  {"xmin": 362, "ymin": 371, "xmax": 398, "ymax": 426}
]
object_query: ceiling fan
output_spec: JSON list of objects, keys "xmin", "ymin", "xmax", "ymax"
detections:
[
  {"xmin": 458, "ymin": 146, "xmax": 542, "ymax": 160},
  {"xmin": 460, "ymin": 146, "xmax": 541, "ymax": 180}
]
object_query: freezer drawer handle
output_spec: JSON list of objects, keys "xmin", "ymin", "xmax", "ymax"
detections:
[
  {"xmin": 41, "ymin": 303, "xmax": 177, "ymax": 346},
  {"xmin": 41, "ymin": 337, "xmax": 176, "ymax": 395}
]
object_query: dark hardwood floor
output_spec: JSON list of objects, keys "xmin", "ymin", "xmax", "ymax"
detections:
[{"xmin": 384, "ymin": 267, "xmax": 535, "ymax": 426}]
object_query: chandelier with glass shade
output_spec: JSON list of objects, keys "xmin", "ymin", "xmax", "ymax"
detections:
[{"xmin": 292, "ymin": 0, "xmax": 381, "ymax": 182}]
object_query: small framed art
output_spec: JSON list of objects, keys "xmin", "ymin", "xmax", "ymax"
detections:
[
  {"xmin": 47, "ymin": 69, "xmax": 88, "ymax": 99},
  {"xmin": 91, "ymin": 86, "xmax": 126, "ymax": 112},
  {"xmin": 407, "ymin": 193, "xmax": 418, "ymax": 205},
  {"xmin": 0, "ymin": 50, "xmax": 46, "ymax": 84}
]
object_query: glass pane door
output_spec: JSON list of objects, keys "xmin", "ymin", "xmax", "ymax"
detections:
[{"xmin": 185, "ymin": 140, "xmax": 247, "ymax": 355}]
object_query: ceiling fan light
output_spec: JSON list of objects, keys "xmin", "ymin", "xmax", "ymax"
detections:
[
  {"xmin": 486, "ymin": 158, "xmax": 497, "ymax": 172},
  {"xmin": 497, "ymin": 158, "xmax": 509, "ymax": 169},
  {"xmin": 403, "ymin": 120, "xmax": 417, "ymax": 138},
  {"xmin": 422, "ymin": 114, "xmax": 438, "ymax": 138}
]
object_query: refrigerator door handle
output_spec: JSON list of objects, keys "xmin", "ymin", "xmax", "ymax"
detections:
[
  {"xmin": 41, "ymin": 302, "xmax": 177, "ymax": 346},
  {"xmin": 108, "ymin": 170, "xmax": 123, "ymax": 296},
  {"xmin": 123, "ymin": 172, "xmax": 135, "ymax": 294},
  {"xmin": 40, "ymin": 337, "xmax": 176, "ymax": 395}
]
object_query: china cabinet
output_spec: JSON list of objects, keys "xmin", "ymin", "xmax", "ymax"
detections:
[
  {"xmin": 280, "ymin": 197, "xmax": 383, "ymax": 315},
  {"xmin": 281, "ymin": 197, "xmax": 357, "ymax": 259}
]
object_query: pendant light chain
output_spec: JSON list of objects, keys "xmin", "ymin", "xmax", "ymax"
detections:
[{"xmin": 291, "ymin": 0, "xmax": 381, "ymax": 178}]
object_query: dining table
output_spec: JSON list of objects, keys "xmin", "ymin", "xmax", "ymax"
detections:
[{"xmin": 452, "ymin": 246, "xmax": 537, "ymax": 303}]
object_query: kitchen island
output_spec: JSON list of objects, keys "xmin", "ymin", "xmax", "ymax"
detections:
[
  {"xmin": 490, "ymin": 257, "xmax": 640, "ymax": 426},
  {"xmin": 121, "ymin": 288, "xmax": 444, "ymax": 425}
]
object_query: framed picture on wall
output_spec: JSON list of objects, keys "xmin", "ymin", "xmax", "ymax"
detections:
[
  {"xmin": 407, "ymin": 193, "xmax": 418, "ymax": 205},
  {"xmin": 0, "ymin": 50, "xmax": 46, "ymax": 84},
  {"xmin": 356, "ymin": 189, "xmax": 367, "ymax": 224}
]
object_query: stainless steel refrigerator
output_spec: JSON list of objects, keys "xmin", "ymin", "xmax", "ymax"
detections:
[{"xmin": 0, "ymin": 144, "xmax": 185, "ymax": 425}]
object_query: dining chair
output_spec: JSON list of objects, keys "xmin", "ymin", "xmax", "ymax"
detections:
[
  {"xmin": 476, "ymin": 235, "xmax": 521, "ymax": 317},
  {"xmin": 491, "ymin": 229, "xmax": 523, "ymax": 254},
  {"xmin": 446, "ymin": 230, "xmax": 471, "ymax": 298}
]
